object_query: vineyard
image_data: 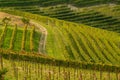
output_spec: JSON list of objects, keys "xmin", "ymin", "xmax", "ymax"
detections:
[
  {"xmin": 11, "ymin": 4, "xmax": 120, "ymax": 33},
  {"xmin": 0, "ymin": 0, "xmax": 120, "ymax": 7},
  {"xmin": 0, "ymin": 24, "xmax": 40, "ymax": 52},
  {"xmin": 0, "ymin": 0, "xmax": 120, "ymax": 80}
]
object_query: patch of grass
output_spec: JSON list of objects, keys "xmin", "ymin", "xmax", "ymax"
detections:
[
  {"xmin": 33, "ymin": 31, "xmax": 41, "ymax": 52},
  {"xmin": 2, "ymin": 28, "xmax": 13, "ymax": 49},
  {"xmin": 13, "ymin": 29, "xmax": 23, "ymax": 51},
  {"xmin": 0, "ymin": 29, "xmax": 2, "ymax": 35},
  {"xmin": 25, "ymin": 30, "xmax": 30, "ymax": 52}
]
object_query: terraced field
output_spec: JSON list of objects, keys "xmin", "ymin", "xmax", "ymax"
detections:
[{"xmin": 0, "ymin": 0, "xmax": 120, "ymax": 80}]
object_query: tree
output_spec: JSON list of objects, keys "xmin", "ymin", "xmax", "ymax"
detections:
[
  {"xmin": 21, "ymin": 17, "xmax": 30, "ymax": 27},
  {"xmin": 2, "ymin": 17, "xmax": 11, "ymax": 26},
  {"xmin": 0, "ymin": 68, "xmax": 8, "ymax": 80}
]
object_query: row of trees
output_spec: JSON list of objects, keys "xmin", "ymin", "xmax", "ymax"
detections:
[
  {"xmin": 0, "ymin": 0, "xmax": 118, "ymax": 7},
  {"xmin": 0, "ymin": 49, "xmax": 120, "ymax": 80},
  {"xmin": 1, "ymin": 17, "xmax": 30, "ymax": 28}
]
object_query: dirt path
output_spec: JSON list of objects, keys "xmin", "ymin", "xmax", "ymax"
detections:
[
  {"xmin": 0, "ymin": 12, "xmax": 47, "ymax": 54},
  {"xmin": 30, "ymin": 21, "xmax": 47, "ymax": 54}
]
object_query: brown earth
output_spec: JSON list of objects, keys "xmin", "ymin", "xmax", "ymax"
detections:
[{"xmin": 0, "ymin": 12, "xmax": 24, "ymax": 27}]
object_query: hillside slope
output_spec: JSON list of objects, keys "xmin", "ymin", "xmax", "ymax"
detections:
[
  {"xmin": 1, "ymin": 10, "xmax": 120, "ymax": 66},
  {"xmin": 0, "ymin": 1, "xmax": 120, "ymax": 79},
  {"xmin": 1, "ymin": 0, "xmax": 120, "ymax": 33},
  {"xmin": 10, "ymin": 4, "xmax": 120, "ymax": 33}
]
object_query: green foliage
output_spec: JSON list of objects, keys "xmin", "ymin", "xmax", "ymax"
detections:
[
  {"xmin": 0, "ymin": 68, "xmax": 8, "ymax": 76},
  {"xmin": 21, "ymin": 26, "xmax": 27, "ymax": 50},
  {"xmin": 0, "ymin": 68, "xmax": 8, "ymax": 80},
  {"xmin": 0, "ymin": 48, "xmax": 120, "ymax": 73},
  {"xmin": 13, "ymin": 29, "xmax": 23, "ymax": 51},
  {"xmin": 0, "ymin": 3, "xmax": 120, "ymax": 79},
  {"xmin": 0, "ymin": 0, "xmax": 118, "ymax": 7},
  {"xmin": 9, "ymin": 24, "xmax": 17, "ymax": 49},
  {"xmin": 0, "ymin": 24, "xmax": 7, "ymax": 47},
  {"xmin": 0, "ymin": 25, "xmax": 40, "ymax": 52},
  {"xmin": 2, "ymin": 9, "xmax": 120, "ymax": 65},
  {"xmin": 2, "ymin": 17, "xmax": 11, "ymax": 25},
  {"xmin": 33, "ymin": 31, "xmax": 41, "ymax": 52},
  {"xmin": 25, "ymin": 30, "xmax": 30, "ymax": 51},
  {"xmin": 21, "ymin": 17, "xmax": 30, "ymax": 26},
  {"xmin": 2, "ymin": 28, "xmax": 13, "ymax": 49},
  {"xmin": 12, "ymin": 4, "xmax": 120, "ymax": 33},
  {"xmin": 30, "ymin": 26, "xmax": 35, "ymax": 51}
]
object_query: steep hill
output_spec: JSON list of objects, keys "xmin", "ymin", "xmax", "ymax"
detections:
[
  {"xmin": 0, "ymin": 1, "xmax": 120, "ymax": 80},
  {"xmin": 1, "ymin": 9, "xmax": 120, "ymax": 66}
]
